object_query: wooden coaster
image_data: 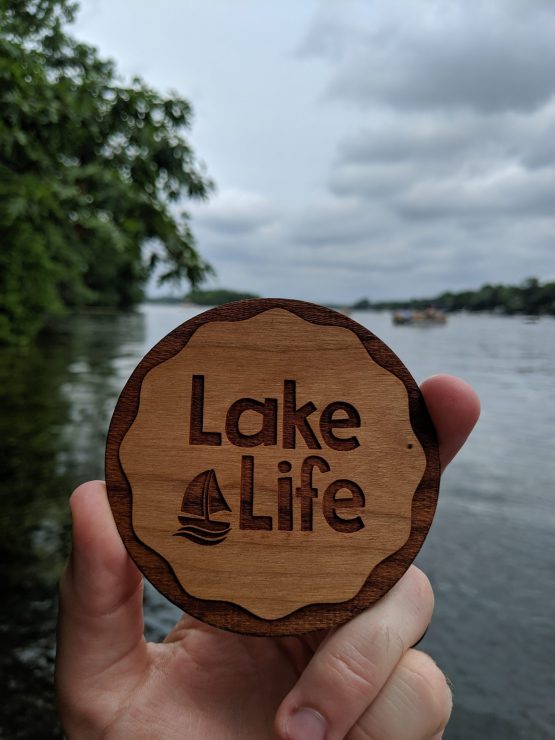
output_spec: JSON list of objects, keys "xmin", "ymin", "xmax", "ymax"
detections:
[{"xmin": 106, "ymin": 299, "xmax": 439, "ymax": 636}]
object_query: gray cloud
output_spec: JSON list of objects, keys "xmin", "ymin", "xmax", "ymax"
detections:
[
  {"xmin": 337, "ymin": 108, "xmax": 555, "ymax": 170},
  {"xmin": 302, "ymin": 1, "xmax": 555, "ymax": 113},
  {"xmin": 328, "ymin": 101, "xmax": 555, "ymax": 223},
  {"xmin": 193, "ymin": 189, "xmax": 278, "ymax": 238}
]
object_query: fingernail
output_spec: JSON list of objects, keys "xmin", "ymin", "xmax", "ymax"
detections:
[{"xmin": 286, "ymin": 707, "xmax": 327, "ymax": 740}]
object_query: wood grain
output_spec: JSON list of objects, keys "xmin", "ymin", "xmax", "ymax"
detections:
[{"xmin": 105, "ymin": 299, "xmax": 440, "ymax": 635}]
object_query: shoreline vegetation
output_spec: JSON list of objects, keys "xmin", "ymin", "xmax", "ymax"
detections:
[
  {"xmin": 0, "ymin": 0, "xmax": 212, "ymax": 347},
  {"xmin": 145, "ymin": 278, "xmax": 555, "ymax": 317},
  {"xmin": 352, "ymin": 277, "xmax": 555, "ymax": 316}
]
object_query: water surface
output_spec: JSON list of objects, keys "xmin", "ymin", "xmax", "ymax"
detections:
[{"xmin": 1, "ymin": 306, "xmax": 553, "ymax": 738}]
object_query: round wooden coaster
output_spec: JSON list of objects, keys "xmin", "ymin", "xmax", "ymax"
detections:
[{"xmin": 106, "ymin": 299, "xmax": 439, "ymax": 636}]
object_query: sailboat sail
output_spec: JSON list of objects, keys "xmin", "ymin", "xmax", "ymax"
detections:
[
  {"xmin": 179, "ymin": 470, "xmax": 208, "ymax": 518},
  {"xmin": 207, "ymin": 470, "xmax": 232, "ymax": 516},
  {"xmin": 175, "ymin": 469, "xmax": 231, "ymax": 545}
]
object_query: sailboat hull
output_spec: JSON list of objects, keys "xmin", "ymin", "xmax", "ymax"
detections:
[
  {"xmin": 177, "ymin": 516, "xmax": 230, "ymax": 533},
  {"xmin": 174, "ymin": 521, "xmax": 230, "ymax": 546}
]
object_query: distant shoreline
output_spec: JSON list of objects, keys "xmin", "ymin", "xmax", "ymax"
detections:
[
  {"xmin": 145, "ymin": 278, "xmax": 555, "ymax": 318},
  {"xmin": 352, "ymin": 277, "xmax": 554, "ymax": 317}
]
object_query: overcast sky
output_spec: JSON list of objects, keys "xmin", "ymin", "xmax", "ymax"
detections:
[{"xmin": 74, "ymin": 0, "xmax": 555, "ymax": 302}]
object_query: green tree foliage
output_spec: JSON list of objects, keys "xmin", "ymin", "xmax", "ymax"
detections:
[
  {"xmin": 0, "ymin": 0, "xmax": 213, "ymax": 344},
  {"xmin": 354, "ymin": 278, "xmax": 555, "ymax": 316},
  {"xmin": 184, "ymin": 288, "xmax": 260, "ymax": 306},
  {"xmin": 352, "ymin": 298, "xmax": 371, "ymax": 311}
]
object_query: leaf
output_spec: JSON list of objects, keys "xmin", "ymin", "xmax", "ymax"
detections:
[{"xmin": 0, "ymin": 0, "xmax": 214, "ymax": 344}]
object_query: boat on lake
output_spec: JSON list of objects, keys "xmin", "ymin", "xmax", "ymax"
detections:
[{"xmin": 393, "ymin": 307, "xmax": 447, "ymax": 326}]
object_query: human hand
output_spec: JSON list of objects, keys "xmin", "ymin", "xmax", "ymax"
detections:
[{"xmin": 55, "ymin": 374, "xmax": 479, "ymax": 739}]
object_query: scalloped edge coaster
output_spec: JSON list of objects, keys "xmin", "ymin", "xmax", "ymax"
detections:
[{"xmin": 105, "ymin": 299, "xmax": 439, "ymax": 636}]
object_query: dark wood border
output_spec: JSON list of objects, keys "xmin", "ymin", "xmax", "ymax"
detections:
[{"xmin": 105, "ymin": 299, "xmax": 440, "ymax": 636}]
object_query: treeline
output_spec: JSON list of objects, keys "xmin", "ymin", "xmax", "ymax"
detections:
[
  {"xmin": 184, "ymin": 288, "xmax": 260, "ymax": 306},
  {"xmin": 353, "ymin": 278, "xmax": 555, "ymax": 316}
]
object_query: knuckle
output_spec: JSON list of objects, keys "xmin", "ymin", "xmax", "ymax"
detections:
[
  {"xmin": 402, "ymin": 650, "xmax": 453, "ymax": 731},
  {"xmin": 326, "ymin": 636, "xmax": 381, "ymax": 697}
]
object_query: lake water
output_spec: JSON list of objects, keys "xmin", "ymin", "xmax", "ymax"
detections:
[{"xmin": 1, "ymin": 305, "xmax": 554, "ymax": 739}]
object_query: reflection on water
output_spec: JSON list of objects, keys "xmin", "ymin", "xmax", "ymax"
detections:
[
  {"xmin": 0, "ymin": 312, "xmax": 145, "ymax": 738},
  {"xmin": 0, "ymin": 306, "xmax": 554, "ymax": 738}
]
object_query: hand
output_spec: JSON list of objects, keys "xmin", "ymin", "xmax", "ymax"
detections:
[{"xmin": 55, "ymin": 374, "xmax": 479, "ymax": 739}]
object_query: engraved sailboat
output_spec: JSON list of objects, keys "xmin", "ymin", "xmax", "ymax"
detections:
[{"xmin": 174, "ymin": 469, "xmax": 231, "ymax": 546}]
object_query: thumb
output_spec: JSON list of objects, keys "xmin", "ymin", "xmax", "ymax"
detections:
[{"xmin": 56, "ymin": 481, "xmax": 147, "ymax": 686}]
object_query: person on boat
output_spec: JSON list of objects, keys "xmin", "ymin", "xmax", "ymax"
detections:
[{"xmin": 55, "ymin": 374, "xmax": 480, "ymax": 739}]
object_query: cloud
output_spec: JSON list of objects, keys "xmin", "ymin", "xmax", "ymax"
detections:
[
  {"xmin": 193, "ymin": 188, "xmax": 278, "ymax": 238},
  {"xmin": 336, "ymin": 106, "xmax": 555, "ymax": 170},
  {"xmin": 329, "ymin": 107, "xmax": 555, "ymax": 217},
  {"xmin": 301, "ymin": 0, "xmax": 555, "ymax": 113}
]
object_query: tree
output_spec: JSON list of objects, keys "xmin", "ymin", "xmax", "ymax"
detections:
[
  {"xmin": 355, "ymin": 278, "xmax": 555, "ymax": 316},
  {"xmin": 0, "ymin": 0, "xmax": 213, "ymax": 344},
  {"xmin": 184, "ymin": 288, "xmax": 260, "ymax": 306},
  {"xmin": 352, "ymin": 298, "xmax": 371, "ymax": 311}
]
